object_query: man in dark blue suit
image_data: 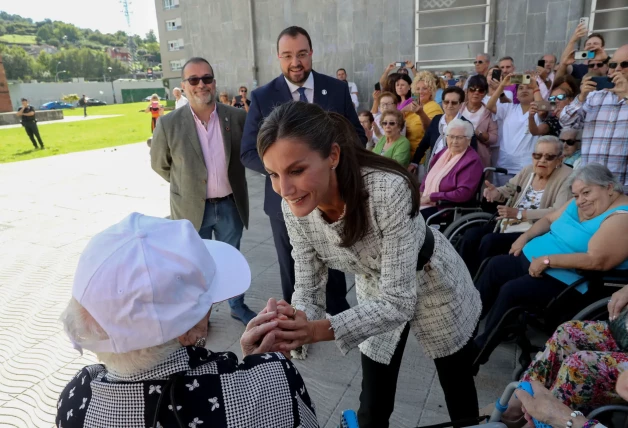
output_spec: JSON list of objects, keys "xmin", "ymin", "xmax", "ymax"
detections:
[{"xmin": 241, "ymin": 26, "xmax": 366, "ymax": 315}]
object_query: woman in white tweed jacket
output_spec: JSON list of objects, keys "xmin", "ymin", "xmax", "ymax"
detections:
[{"xmin": 257, "ymin": 101, "xmax": 482, "ymax": 428}]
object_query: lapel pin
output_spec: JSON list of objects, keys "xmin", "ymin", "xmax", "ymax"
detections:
[
  {"xmin": 225, "ymin": 117, "xmax": 229, "ymax": 122},
  {"xmin": 322, "ymin": 89, "xmax": 328, "ymax": 95}
]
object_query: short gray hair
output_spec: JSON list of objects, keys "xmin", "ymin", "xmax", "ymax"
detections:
[
  {"xmin": 568, "ymin": 163, "xmax": 624, "ymax": 193},
  {"xmin": 535, "ymin": 135, "xmax": 563, "ymax": 154},
  {"xmin": 446, "ymin": 118, "xmax": 474, "ymax": 138},
  {"xmin": 477, "ymin": 52, "xmax": 490, "ymax": 62},
  {"xmin": 173, "ymin": 87, "xmax": 182, "ymax": 93},
  {"xmin": 559, "ymin": 128, "xmax": 583, "ymax": 140}
]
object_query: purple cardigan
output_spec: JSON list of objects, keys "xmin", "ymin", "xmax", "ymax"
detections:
[{"xmin": 420, "ymin": 148, "xmax": 483, "ymax": 203}]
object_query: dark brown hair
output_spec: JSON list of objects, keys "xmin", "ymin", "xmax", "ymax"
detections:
[
  {"xmin": 586, "ymin": 33, "xmax": 605, "ymax": 47},
  {"xmin": 276, "ymin": 26, "xmax": 312, "ymax": 52},
  {"xmin": 551, "ymin": 75, "xmax": 579, "ymax": 97},
  {"xmin": 358, "ymin": 110, "xmax": 374, "ymax": 122},
  {"xmin": 257, "ymin": 101, "xmax": 420, "ymax": 248},
  {"xmin": 377, "ymin": 90, "xmax": 399, "ymax": 104},
  {"xmin": 442, "ymin": 86, "xmax": 466, "ymax": 103},
  {"xmin": 384, "ymin": 72, "xmax": 401, "ymax": 93}
]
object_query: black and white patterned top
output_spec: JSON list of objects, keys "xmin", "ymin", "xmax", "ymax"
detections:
[
  {"xmin": 284, "ymin": 169, "xmax": 482, "ymax": 364},
  {"xmin": 55, "ymin": 346, "xmax": 318, "ymax": 428}
]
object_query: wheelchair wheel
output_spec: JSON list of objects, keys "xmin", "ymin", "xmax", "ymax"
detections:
[{"xmin": 443, "ymin": 212, "xmax": 494, "ymax": 251}]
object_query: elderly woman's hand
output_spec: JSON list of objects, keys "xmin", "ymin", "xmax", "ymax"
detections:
[
  {"xmin": 497, "ymin": 205, "xmax": 518, "ymax": 220},
  {"xmin": 240, "ymin": 310, "xmax": 280, "ymax": 357},
  {"xmin": 528, "ymin": 256, "xmax": 549, "ymax": 277},
  {"xmin": 420, "ymin": 194, "xmax": 432, "ymax": 205},
  {"xmin": 483, "ymin": 180, "xmax": 501, "ymax": 202},
  {"xmin": 517, "ymin": 381, "xmax": 588, "ymax": 427},
  {"xmin": 509, "ymin": 234, "xmax": 529, "ymax": 257},
  {"xmin": 609, "ymin": 285, "xmax": 628, "ymax": 321}
]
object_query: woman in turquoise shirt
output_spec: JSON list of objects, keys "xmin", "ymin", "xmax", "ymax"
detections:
[
  {"xmin": 473, "ymin": 163, "xmax": 628, "ymax": 359},
  {"xmin": 372, "ymin": 110, "xmax": 411, "ymax": 167}
]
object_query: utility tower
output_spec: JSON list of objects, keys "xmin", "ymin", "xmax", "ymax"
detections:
[{"xmin": 121, "ymin": 0, "xmax": 137, "ymax": 78}]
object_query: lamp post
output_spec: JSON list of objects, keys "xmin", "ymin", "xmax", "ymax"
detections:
[
  {"xmin": 108, "ymin": 67, "xmax": 117, "ymax": 104},
  {"xmin": 55, "ymin": 61, "xmax": 61, "ymax": 82},
  {"xmin": 55, "ymin": 70, "xmax": 66, "ymax": 82}
]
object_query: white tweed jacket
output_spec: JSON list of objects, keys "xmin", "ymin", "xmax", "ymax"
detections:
[{"xmin": 284, "ymin": 169, "xmax": 482, "ymax": 364}]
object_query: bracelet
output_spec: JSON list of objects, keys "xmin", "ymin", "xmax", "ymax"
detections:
[
  {"xmin": 534, "ymin": 89, "xmax": 541, "ymax": 93},
  {"xmin": 582, "ymin": 418, "xmax": 599, "ymax": 428}
]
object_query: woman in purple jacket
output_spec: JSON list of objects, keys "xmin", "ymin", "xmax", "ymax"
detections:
[{"xmin": 420, "ymin": 118, "xmax": 484, "ymax": 220}]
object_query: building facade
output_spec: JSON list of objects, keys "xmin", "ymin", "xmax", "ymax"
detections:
[{"xmin": 154, "ymin": 0, "xmax": 626, "ymax": 109}]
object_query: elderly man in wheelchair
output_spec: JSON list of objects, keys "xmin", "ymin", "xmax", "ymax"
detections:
[{"xmin": 471, "ymin": 164, "xmax": 628, "ymax": 426}]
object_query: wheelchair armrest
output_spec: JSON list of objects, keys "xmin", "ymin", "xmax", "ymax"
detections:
[
  {"xmin": 571, "ymin": 298, "xmax": 610, "ymax": 321},
  {"xmin": 483, "ymin": 167, "xmax": 509, "ymax": 175}
]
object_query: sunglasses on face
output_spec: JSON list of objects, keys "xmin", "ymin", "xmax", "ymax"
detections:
[
  {"xmin": 240, "ymin": 89, "xmax": 247, "ymax": 93},
  {"xmin": 382, "ymin": 121, "xmax": 397, "ymax": 127},
  {"xmin": 532, "ymin": 153, "xmax": 559, "ymax": 161},
  {"xmin": 560, "ymin": 139, "xmax": 581, "ymax": 146},
  {"xmin": 183, "ymin": 74, "xmax": 214, "ymax": 86},
  {"xmin": 468, "ymin": 87, "xmax": 485, "ymax": 93},
  {"xmin": 588, "ymin": 62, "xmax": 607, "ymax": 69},
  {"xmin": 609, "ymin": 61, "xmax": 628, "ymax": 69},
  {"xmin": 442, "ymin": 100, "xmax": 460, "ymax": 105},
  {"xmin": 548, "ymin": 94, "xmax": 568, "ymax": 102},
  {"xmin": 473, "ymin": 60, "xmax": 484, "ymax": 65}
]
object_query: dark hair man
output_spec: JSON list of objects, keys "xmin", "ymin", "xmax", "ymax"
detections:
[{"xmin": 16, "ymin": 98, "xmax": 44, "ymax": 150}]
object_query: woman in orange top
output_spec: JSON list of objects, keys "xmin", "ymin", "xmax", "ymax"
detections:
[
  {"xmin": 145, "ymin": 94, "xmax": 164, "ymax": 132},
  {"xmin": 401, "ymin": 71, "xmax": 444, "ymax": 160}
]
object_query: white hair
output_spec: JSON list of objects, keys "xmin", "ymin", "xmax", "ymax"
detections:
[
  {"xmin": 535, "ymin": 135, "xmax": 563, "ymax": 154},
  {"xmin": 446, "ymin": 118, "xmax": 474, "ymax": 138},
  {"xmin": 61, "ymin": 299, "xmax": 183, "ymax": 375},
  {"xmin": 173, "ymin": 87, "xmax": 182, "ymax": 93},
  {"xmin": 568, "ymin": 163, "xmax": 624, "ymax": 193}
]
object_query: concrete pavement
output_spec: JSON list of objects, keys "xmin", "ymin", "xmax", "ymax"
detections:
[
  {"xmin": 0, "ymin": 115, "xmax": 123, "ymax": 129},
  {"xmin": 0, "ymin": 142, "xmax": 518, "ymax": 427}
]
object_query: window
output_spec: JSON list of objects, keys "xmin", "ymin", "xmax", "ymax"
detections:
[
  {"xmin": 415, "ymin": 0, "xmax": 492, "ymax": 70},
  {"xmin": 170, "ymin": 59, "xmax": 185, "ymax": 71},
  {"xmin": 588, "ymin": 0, "xmax": 628, "ymax": 55},
  {"xmin": 168, "ymin": 39, "xmax": 184, "ymax": 51},
  {"xmin": 166, "ymin": 18, "xmax": 182, "ymax": 31},
  {"xmin": 164, "ymin": 0, "xmax": 179, "ymax": 9}
]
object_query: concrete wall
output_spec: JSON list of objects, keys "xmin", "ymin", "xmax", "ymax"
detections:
[
  {"xmin": 7, "ymin": 80, "xmax": 166, "ymax": 110},
  {"xmin": 0, "ymin": 110, "xmax": 63, "ymax": 126},
  {"xmin": 156, "ymin": 0, "xmax": 592, "ymax": 110}
]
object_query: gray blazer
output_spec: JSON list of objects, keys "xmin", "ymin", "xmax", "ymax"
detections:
[
  {"xmin": 285, "ymin": 169, "xmax": 481, "ymax": 364},
  {"xmin": 150, "ymin": 102, "xmax": 249, "ymax": 230}
]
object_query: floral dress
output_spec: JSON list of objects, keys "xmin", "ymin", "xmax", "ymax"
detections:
[{"xmin": 522, "ymin": 320, "xmax": 628, "ymax": 414}]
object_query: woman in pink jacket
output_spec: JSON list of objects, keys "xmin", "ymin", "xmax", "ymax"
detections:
[{"xmin": 461, "ymin": 74, "xmax": 498, "ymax": 168}]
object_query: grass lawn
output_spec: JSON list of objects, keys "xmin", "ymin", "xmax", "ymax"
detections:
[
  {"xmin": 0, "ymin": 34, "xmax": 38, "ymax": 45},
  {"xmin": 0, "ymin": 102, "xmax": 163, "ymax": 163}
]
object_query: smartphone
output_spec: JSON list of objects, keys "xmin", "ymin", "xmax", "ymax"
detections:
[
  {"xmin": 536, "ymin": 100, "xmax": 552, "ymax": 111},
  {"xmin": 374, "ymin": 82, "xmax": 381, "ymax": 91},
  {"xmin": 491, "ymin": 68, "xmax": 502, "ymax": 82},
  {"xmin": 395, "ymin": 62, "xmax": 404, "ymax": 67},
  {"xmin": 579, "ymin": 17, "xmax": 590, "ymax": 29},
  {"xmin": 538, "ymin": 59, "xmax": 546, "ymax": 67},
  {"xmin": 447, "ymin": 79, "xmax": 459, "ymax": 87},
  {"xmin": 591, "ymin": 76, "xmax": 616, "ymax": 90},
  {"xmin": 510, "ymin": 74, "xmax": 531, "ymax": 85},
  {"xmin": 575, "ymin": 50, "xmax": 595, "ymax": 60},
  {"xmin": 411, "ymin": 94, "xmax": 418, "ymax": 102}
]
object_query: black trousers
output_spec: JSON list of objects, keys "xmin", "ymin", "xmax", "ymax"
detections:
[
  {"xmin": 83, "ymin": 105, "xmax": 87, "ymax": 117},
  {"xmin": 474, "ymin": 254, "xmax": 587, "ymax": 349},
  {"xmin": 23, "ymin": 122, "xmax": 43, "ymax": 148},
  {"xmin": 458, "ymin": 222, "xmax": 522, "ymax": 277},
  {"xmin": 358, "ymin": 324, "xmax": 479, "ymax": 428},
  {"xmin": 269, "ymin": 215, "xmax": 350, "ymax": 316}
]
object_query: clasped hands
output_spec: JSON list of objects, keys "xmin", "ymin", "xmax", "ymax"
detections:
[{"xmin": 240, "ymin": 298, "xmax": 313, "ymax": 358}]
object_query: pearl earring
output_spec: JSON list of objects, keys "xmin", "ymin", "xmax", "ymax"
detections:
[{"xmin": 331, "ymin": 165, "xmax": 336, "ymax": 170}]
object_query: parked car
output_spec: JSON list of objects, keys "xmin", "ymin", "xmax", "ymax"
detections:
[
  {"xmin": 39, "ymin": 101, "xmax": 74, "ymax": 110},
  {"xmin": 143, "ymin": 96, "xmax": 166, "ymax": 101},
  {"xmin": 86, "ymin": 99, "xmax": 107, "ymax": 106}
]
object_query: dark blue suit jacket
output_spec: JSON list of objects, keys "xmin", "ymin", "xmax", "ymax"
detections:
[{"xmin": 241, "ymin": 70, "xmax": 367, "ymax": 218}]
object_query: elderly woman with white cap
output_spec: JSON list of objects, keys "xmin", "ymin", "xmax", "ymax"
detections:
[{"xmin": 56, "ymin": 213, "xmax": 318, "ymax": 428}]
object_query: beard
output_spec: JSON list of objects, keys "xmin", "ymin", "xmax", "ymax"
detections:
[
  {"xmin": 283, "ymin": 66, "xmax": 311, "ymax": 85},
  {"xmin": 192, "ymin": 90, "xmax": 213, "ymax": 106}
]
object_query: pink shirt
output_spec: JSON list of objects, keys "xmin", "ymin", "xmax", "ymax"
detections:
[{"xmin": 190, "ymin": 105, "xmax": 233, "ymax": 199}]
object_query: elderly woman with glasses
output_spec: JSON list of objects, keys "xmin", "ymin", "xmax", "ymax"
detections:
[
  {"xmin": 419, "ymin": 118, "xmax": 483, "ymax": 220},
  {"xmin": 403, "ymin": 71, "xmax": 444, "ymax": 159},
  {"xmin": 372, "ymin": 109, "xmax": 411, "ymax": 167},
  {"xmin": 372, "ymin": 91, "xmax": 406, "ymax": 141},
  {"xmin": 473, "ymin": 163, "xmax": 628, "ymax": 366},
  {"xmin": 560, "ymin": 128, "xmax": 582, "ymax": 168},
  {"xmin": 462, "ymin": 74, "xmax": 498, "ymax": 168}
]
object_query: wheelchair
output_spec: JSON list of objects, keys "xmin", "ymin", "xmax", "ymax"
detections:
[
  {"xmin": 424, "ymin": 167, "xmax": 508, "ymax": 246},
  {"xmin": 473, "ymin": 258, "xmax": 628, "ymax": 380}
]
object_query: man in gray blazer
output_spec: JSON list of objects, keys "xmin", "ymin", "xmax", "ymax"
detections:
[{"xmin": 150, "ymin": 57, "xmax": 255, "ymax": 325}]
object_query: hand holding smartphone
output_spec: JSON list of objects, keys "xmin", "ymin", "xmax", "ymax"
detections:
[{"xmin": 590, "ymin": 76, "xmax": 616, "ymax": 90}]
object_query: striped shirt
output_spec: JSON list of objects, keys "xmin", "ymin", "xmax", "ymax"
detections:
[{"xmin": 559, "ymin": 91, "xmax": 628, "ymax": 190}]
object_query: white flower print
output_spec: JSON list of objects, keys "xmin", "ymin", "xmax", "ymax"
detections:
[
  {"xmin": 68, "ymin": 387, "xmax": 75, "ymax": 399},
  {"xmin": 208, "ymin": 397, "xmax": 219, "ymax": 411},
  {"xmin": 155, "ymin": 422, "xmax": 163, "ymax": 428},
  {"xmin": 66, "ymin": 409, "xmax": 73, "ymax": 420},
  {"xmin": 149, "ymin": 385, "xmax": 162, "ymax": 395},
  {"xmin": 57, "ymin": 398, "xmax": 62, "ymax": 409},
  {"xmin": 285, "ymin": 362, "xmax": 291, "ymax": 370},
  {"xmin": 168, "ymin": 405, "xmax": 182, "ymax": 411},
  {"xmin": 79, "ymin": 397, "xmax": 87, "ymax": 410},
  {"xmin": 81, "ymin": 376, "xmax": 86, "ymax": 385},
  {"xmin": 299, "ymin": 386, "xmax": 305, "ymax": 395},
  {"xmin": 261, "ymin": 354, "xmax": 272, "ymax": 360},
  {"xmin": 188, "ymin": 417, "xmax": 204, "ymax": 427},
  {"xmin": 185, "ymin": 379, "xmax": 199, "ymax": 391}
]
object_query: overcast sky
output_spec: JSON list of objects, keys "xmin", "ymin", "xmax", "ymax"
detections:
[{"xmin": 1, "ymin": 0, "xmax": 159, "ymax": 38}]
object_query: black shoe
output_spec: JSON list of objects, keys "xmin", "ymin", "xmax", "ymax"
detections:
[{"xmin": 40, "ymin": 145, "xmax": 45, "ymax": 149}]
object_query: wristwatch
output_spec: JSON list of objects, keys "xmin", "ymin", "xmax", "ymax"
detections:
[{"xmin": 516, "ymin": 209, "xmax": 523, "ymax": 220}]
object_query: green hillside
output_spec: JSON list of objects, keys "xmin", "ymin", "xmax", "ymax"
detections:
[{"xmin": 0, "ymin": 34, "xmax": 37, "ymax": 45}]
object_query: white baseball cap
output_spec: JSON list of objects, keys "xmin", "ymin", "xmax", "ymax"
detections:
[{"xmin": 67, "ymin": 212, "xmax": 251, "ymax": 354}]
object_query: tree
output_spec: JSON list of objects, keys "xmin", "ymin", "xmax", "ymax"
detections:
[
  {"xmin": 145, "ymin": 29, "xmax": 157, "ymax": 44},
  {"xmin": 36, "ymin": 23, "xmax": 55, "ymax": 44},
  {"xmin": 2, "ymin": 45, "xmax": 36, "ymax": 80},
  {"xmin": 145, "ymin": 42, "xmax": 161, "ymax": 63}
]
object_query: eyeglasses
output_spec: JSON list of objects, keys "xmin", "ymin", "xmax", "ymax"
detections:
[
  {"xmin": 468, "ymin": 87, "xmax": 485, "ymax": 93},
  {"xmin": 380, "ymin": 102, "xmax": 395, "ymax": 108},
  {"xmin": 532, "ymin": 153, "xmax": 559, "ymax": 161},
  {"xmin": 183, "ymin": 74, "xmax": 214, "ymax": 86},
  {"xmin": 278, "ymin": 52, "xmax": 311, "ymax": 61},
  {"xmin": 473, "ymin": 60, "xmax": 484, "ymax": 65},
  {"xmin": 442, "ymin": 100, "xmax": 460, "ymax": 105},
  {"xmin": 548, "ymin": 94, "xmax": 568, "ymax": 102},
  {"xmin": 588, "ymin": 62, "xmax": 607, "ymax": 69},
  {"xmin": 447, "ymin": 135, "xmax": 468, "ymax": 141},
  {"xmin": 382, "ymin": 121, "xmax": 398, "ymax": 127},
  {"xmin": 559, "ymin": 139, "xmax": 580, "ymax": 146},
  {"xmin": 609, "ymin": 61, "xmax": 628, "ymax": 69}
]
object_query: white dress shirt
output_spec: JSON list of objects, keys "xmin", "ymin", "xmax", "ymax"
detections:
[
  {"xmin": 175, "ymin": 96, "xmax": 189, "ymax": 109},
  {"xmin": 285, "ymin": 73, "xmax": 315, "ymax": 103}
]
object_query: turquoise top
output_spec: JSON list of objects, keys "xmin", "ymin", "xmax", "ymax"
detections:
[{"xmin": 523, "ymin": 199, "xmax": 628, "ymax": 293}]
